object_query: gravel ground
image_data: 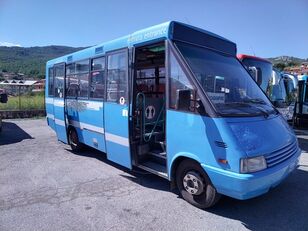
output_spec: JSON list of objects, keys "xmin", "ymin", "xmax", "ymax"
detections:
[{"xmin": 0, "ymin": 119, "xmax": 307, "ymax": 231}]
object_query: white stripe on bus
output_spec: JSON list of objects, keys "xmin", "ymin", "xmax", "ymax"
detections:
[
  {"xmin": 105, "ymin": 133, "xmax": 129, "ymax": 147},
  {"xmin": 55, "ymin": 118, "xmax": 65, "ymax": 126},
  {"xmin": 78, "ymin": 100, "xmax": 103, "ymax": 111},
  {"xmin": 46, "ymin": 113, "xmax": 55, "ymax": 120},
  {"xmin": 53, "ymin": 118, "xmax": 129, "ymax": 147},
  {"xmin": 45, "ymin": 97, "xmax": 54, "ymax": 104},
  {"xmin": 69, "ymin": 120, "xmax": 105, "ymax": 134},
  {"xmin": 54, "ymin": 99, "xmax": 64, "ymax": 107}
]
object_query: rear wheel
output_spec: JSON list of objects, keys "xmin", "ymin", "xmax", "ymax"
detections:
[
  {"xmin": 176, "ymin": 159, "xmax": 220, "ymax": 209},
  {"xmin": 68, "ymin": 128, "xmax": 83, "ymax": 152}
]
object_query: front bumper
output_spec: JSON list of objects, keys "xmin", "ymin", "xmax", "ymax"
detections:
[{"xmin": 202, "ymin": 149, "xmax": 301, "ymax": 200}]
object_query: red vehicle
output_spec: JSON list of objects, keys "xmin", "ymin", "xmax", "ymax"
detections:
[
  {"xmin": 238, "ymin": 54, "xmax": 293, "ymax": 120},
  {"xmin": 237, "ymin": 54, "xmax": 273, "ymax": 92}
]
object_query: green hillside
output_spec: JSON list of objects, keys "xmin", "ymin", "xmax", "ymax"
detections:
[
  {"xmin": 0, "ymin": 46, "xmax": 85, "ymax": 79},
  {"xmin": 1, "ymin": 45, "xmax": 307, "ymax": 79},
  {"xmin": 267, "ymin": 56, "xmax": 308, "ymax": 71}
]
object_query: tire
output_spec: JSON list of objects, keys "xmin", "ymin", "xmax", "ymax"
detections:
[
  {"xmin": 68, "ymin": 128, "xmax": 83, "ymax": 152},
  {"xmin": 176, "ymin": 159, "xmax": 220, "ymax": 209}
]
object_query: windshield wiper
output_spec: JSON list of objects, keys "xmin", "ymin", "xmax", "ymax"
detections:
[
  {"xmin": 243, "ymin": 98, "xmax": 266, "ymax": 104},
  {"xmin": 224, "ymin": 102, "xmax": 270, "ymax": 118},
  {"xmin": 243, "ymin": 98, "xmax": 279, "ymax": 116}
]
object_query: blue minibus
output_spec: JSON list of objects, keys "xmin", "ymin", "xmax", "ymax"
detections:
[{"xmin": 46, "ymin": 21, "xmax": 301, "ymax": 208}]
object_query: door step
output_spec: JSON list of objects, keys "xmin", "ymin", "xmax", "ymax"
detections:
[
  {"xmin": 137, "ymin": 161, "xmax": 168, "ymax": 179},
  {"xmin": 148, "ymin": 150, "xmax": 166, "ymax": 160}
]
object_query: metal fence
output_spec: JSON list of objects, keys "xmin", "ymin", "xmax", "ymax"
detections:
[{"xmin": 0, "ymin": 85, "xmax": 46, "ymax": 118}]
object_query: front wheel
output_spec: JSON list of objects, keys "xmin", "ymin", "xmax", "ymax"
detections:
[
  {"xmin": 176, "ymin": 159, "xmax": 220, "ymax": 209},
  {"xmin": 68, "ymin": 128, "xmax": 83, "ymax": 152}
]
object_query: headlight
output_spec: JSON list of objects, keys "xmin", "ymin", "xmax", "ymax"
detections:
[{"xmin": 240, "ymin": 156, "xmax": 267, "ymax": 173}]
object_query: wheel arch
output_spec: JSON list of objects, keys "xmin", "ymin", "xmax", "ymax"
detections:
[
  {"xmin": 67, "ymin": 124, "xmax": 75, "ymax": 136},
  {"xmin": 169, "ymin": 153, "xmax": 202, "ymax": 189}
]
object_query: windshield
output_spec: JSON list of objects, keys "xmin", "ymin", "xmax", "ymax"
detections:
[
  {"xmin": 268, "ymin": 70, "xmax": 288, "ymax": 107},
  {"xmin": 175, "ymin": 42, "xmax": 276, "ymax": 116},
  {"xmin": 241, "ymin": 58, "xmax": 272, "ymax": 92}
]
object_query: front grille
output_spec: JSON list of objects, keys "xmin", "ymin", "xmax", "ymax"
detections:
[{"xmin": 265, "ymin": 141, "xmax": 298, "ymax": 168}]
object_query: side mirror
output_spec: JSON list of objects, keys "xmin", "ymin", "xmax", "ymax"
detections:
[
  {"xmin": 0, "ymin": 93, "xmax": 8, "ymax": 103},
  {"xmin": 176, "ymin": 89, "xmax": 191, "ymax": 111},
  {"xmin": 248, "ymin": 66, "xmax": 262, "ymax": 86}
]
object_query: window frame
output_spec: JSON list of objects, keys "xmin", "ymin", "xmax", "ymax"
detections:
[
  {"xmin": 167, "ymin": 40, "xmax": 209, "ymax": 116},
  {"xmin": 65, "ymin": 63, "xmax": 77, "ymax": 98},
  {"xmin": 75, "ymin": 58, "xmax": 90, "ymax": 100},
  {"xmin": 105, "ymin": 48, "xmax": 129, "ymax": 105},
  {"xmin": 48, "ymin": 67, "xmax": 54, "ymax": 97},
  {"xmin": 65, "ymin": 59, "xmax": 90, "ymax": 99},
  {"xmin": 53, "ymin": 62, "xmax": 66, "ymax": 99},
  {"xmin": 89, "ymin": 56, "xmax": 106, "ymax": 101}
]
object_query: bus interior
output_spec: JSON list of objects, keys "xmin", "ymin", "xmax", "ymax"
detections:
[{"xmin": 131, "ymin": 42, "xmax": 167, "ymax": 177}]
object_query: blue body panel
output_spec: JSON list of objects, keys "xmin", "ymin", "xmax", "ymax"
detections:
[
  {"xmin": 166, "ymin": 110, "xmax": 245, "ymax": 175},
  {"xmin": 203, "ymin": 149, "xmax": 300, "ymax": 199},
  {"xmin": 53, "ymin": 98, "xmax": 68, "ymax": 143},
  {"xmin": 66, "ymin": 99, "xmax": 106, "ymax": 151},
  {"xmin": 166, "ymin": 110, "xmax": 301, "ymax": 200},
  {"xmin": 45, "ymin": 97, "xmax": 55, "ymax": 131},
  {"xmin": 226, "ymin": 115, "xmax": 296, "ymax": 157},
  {"xmin": 104, "ymin": 103, "xmax": 131, "ymax": 169}
]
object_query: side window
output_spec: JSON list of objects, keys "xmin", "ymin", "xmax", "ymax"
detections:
[
  {"xmin": 76, "ymin": 60, "xmax": 89, "ymax": 98},
  {"xmin": 48, "ymin": 67, "xmax": 54, "ymax": 96},
  {"xmin": 169, "ymin": 51, "xmax": 204, "ymax": 113},
  {"xmin": 106, "ymin": 51, "xmax": 128, "ymax": 104},
  {"xmin": 169, "ymin": 52, "xmax": 194, "ymax": 112},
  {"xmin": 54, "ymin": 65, "xmax": 65, "ymax": 98},
  {"xmin": 66, "ymin": 63, "xmax": 78, "ymax": 97},
  {"xmin": 90, "ymin": 57, "xmax": 105, "ymax": 99}
]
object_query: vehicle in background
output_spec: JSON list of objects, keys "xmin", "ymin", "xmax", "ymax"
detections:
[
  {"xmin": 0, "ymin": 89, "xmax": 8, "ymax": 132},
  {"xmin": 45, "ymin": 21, "xmax": 301, "ymax": 208},
  {"xmin": 282, "ymin": 72, "xmax": 298, "ymax": 120},
  {"xmin": 238, "ymin": 55, "xmax": 294, "ymax": 121},
  {"xmin": 294, "ymin": 74, "xmax": 308, "ymax": 126},
  {"xmin": 267, "ymin": 69, "xmax": 294, "ymax": 120},
  {"xmin": 237, "ymin": 54, "xmax": 273, "ymax": 92},
  {"xmin": 282, "ymin": 72, "xmax": 298, "ymax": 103}
]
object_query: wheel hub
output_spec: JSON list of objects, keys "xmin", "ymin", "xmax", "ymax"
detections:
[{"xmin": 183, "ymin": 171, "xmax": 204, "ymax": 195}]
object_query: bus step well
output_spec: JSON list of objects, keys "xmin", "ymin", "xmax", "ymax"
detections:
[{"xmin": 137, "ymin": 161, "xmax": 168, "ymax": 179}]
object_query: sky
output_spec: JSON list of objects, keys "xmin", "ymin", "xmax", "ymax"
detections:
[{"xmin": 0, "ymin": 0, "xmax": 307, "ymax": 58}]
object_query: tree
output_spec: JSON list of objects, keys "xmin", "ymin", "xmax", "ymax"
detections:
[{"xmin": 274, "ymin": 63, "xmax": 286, "ymax": 71}]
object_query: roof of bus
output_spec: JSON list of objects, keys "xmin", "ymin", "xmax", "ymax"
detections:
[
  {"xmin": 47, "ymin": 21, "xmax": 236, "ymax": 67},
  {"xmin": 237, "ymin": 54, "xmax": 272, "ymax": 64}
]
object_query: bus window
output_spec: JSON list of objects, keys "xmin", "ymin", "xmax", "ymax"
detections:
[
  {"xmin": 54, "ymin": 65, "xmax": 65, "ymax": 98},
  {"xmin": 48, "ymin": 67, "xmax": 54, "ymax": 96},
  {"xmin": 66, "ymin": 63, "xmax": 78, "ymax": 97},
  {"xmin": 170, "ymin": 52, "xmax": 193, "ymax": 109},
  {"xmin": 169, "ymin": 51, "xmax": 201, "ymax": 113},
  {"xmin": 90, "ymin": 57, "xmax": 105, "ymax": 99},
  {"xmin": 76, "ymin": 60, "xmax": 90, "ymax": 98},
  {"xmin": 106, "ymin": 51, "xmax": 127, "ymax": 104}
]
